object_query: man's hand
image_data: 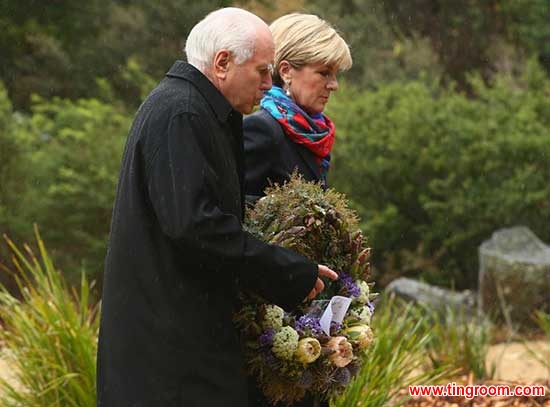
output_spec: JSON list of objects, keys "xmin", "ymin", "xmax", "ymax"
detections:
[{"xmin": 305, "ymin": 265, "xmax": 339, "ymax": 301}]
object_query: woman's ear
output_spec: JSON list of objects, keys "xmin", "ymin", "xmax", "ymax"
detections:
[
  {"xmin": 213, "ymin": 50, "xmax": 231, "ymax": 79},
  {"xmin": 278, "ymin": 60, "xmax": 292, "ymax": 82}
]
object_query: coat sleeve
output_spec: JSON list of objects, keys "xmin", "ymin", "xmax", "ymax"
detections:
[
  {"xmin": 243, "ymin": 112, "xmax": 282, "ymax": 197},
  {"xmin": 145, "ymin": 112, "xmax": 318, "ymax": 310}
]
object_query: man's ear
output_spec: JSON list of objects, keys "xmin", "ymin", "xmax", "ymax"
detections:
[
  {"xmin": 278, "ymin": 60, "xmax": 292, "ymax": 82},
  {"xmin": 213, "ymin": 50, "xmax": 231, "ymax": 79}
]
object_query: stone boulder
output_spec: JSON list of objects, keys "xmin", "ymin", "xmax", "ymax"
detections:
[
  {"xmin": 479, "ymin": 226, "xmax": 550, "ymax": 329},
  {"xmin": 385, "ymin": 277, "xmax": 476, "ymax": 319}
]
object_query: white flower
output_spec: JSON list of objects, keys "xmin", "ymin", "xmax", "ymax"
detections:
[
  {"xmin": 357, "ymin": 305, "xmax": 372, "ymax": 325},
  {"xmin": 263, "ymin": 304, "xmax": 284, "ymax": 330},
  {"xmin": 356, "ymin": 280, "xmax": 370, "ymax": 304}
]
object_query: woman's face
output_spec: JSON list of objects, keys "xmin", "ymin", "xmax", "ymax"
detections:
[{"xmin": 287, "ymin": 62, "xmax": 339, "ymax": 115}]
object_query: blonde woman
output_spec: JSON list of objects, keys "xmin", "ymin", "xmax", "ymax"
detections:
[
  {"xmin": 244, "ymin": 13, "xmax": 352, "ymax": 407},
  {"xmin": 244, "ymin": 13, "xmax": 352, "ymax": 205}
]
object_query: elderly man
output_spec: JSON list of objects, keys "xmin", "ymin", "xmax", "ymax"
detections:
[{"xmin": 96, "ymin": 7, "xmax": 337, "ymax": 407}]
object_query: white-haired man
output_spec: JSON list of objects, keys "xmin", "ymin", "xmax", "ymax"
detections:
[{"xmin": 96, "ymin": 7, "xmax": 337, "ymax": 407}]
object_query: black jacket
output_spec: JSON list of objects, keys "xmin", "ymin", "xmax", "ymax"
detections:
[
  {"xmin": 97, "ymin": 61, "xmax": 318, "ymax": 407},
  {"xmin": 243, "ymin": 109, "xmax": 324, "ymax": 201}
]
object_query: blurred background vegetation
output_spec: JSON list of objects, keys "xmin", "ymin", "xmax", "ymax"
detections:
[{"xmin": 1, "ymin": 0, "xmax": 549, "ymax": 291}]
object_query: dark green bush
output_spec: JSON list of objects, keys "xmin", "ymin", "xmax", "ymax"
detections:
[
  {"xmin": 0, "ymin": 93, "xmax": 130, "ymax": 278},
  {"xmin": 327, "ymin": 60, "xmax": 550, "ymax": 288}
]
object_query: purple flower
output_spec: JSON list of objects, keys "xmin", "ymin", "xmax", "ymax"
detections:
[
  {"xmin": 340, "ymin": 272, "xmax": 360, "ymax": 298},
  {"xmin": 330, "ymin": 321, "xmax": 343, "ymax": 335},
  {"xmin": 367, "ymin": 300, "xmax": 375, "ymax": 315},
  {"xmin": 262, "ymin": 350, "xmax": 282, "ymax": 370},
  {"xmin": 259, "ymin": 328, "xmax": 276, "ymax": 347},
  {"xmin": 295, "ymin": 314, "xmax": 324, "ymax": 337},
  {"xmin": 333, "ymin": 367, "xmax": 351, "ymax": 386}
]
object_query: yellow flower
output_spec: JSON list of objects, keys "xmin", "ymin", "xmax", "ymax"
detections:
[
  {"xmin": 295, "ymin": 338, "xmax": 322, "ymax": 364},
  {"xmin": 325, "ymin": 336, "xmax": 353, "ymax": 367}
]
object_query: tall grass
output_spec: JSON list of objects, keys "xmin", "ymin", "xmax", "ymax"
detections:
[
  {"xmin": 422, "ymin": 305, "xmax": 495, "ymax": 380},
  {"xmin": 524, "ymin": 311, "xmax": 550, "ymax": 372},
  {"xmin": 0, "ymin": 226, "xmax": 99, "ymax": 407},
  {"xmin": 534, "ymin": 311, "xmax": 550, "ymax": 335},
  {"xmin": 333, "ymin": 294, "xmax": 452, "ymax": 407}
]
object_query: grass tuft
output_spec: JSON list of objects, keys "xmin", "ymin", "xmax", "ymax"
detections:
[
  {"xmin": 0, "ymin": 226, "xmax": 99, "ymax": 407},
  {"xmin": 332, "ymin": 294, "xmax": 452, "ymax": 407}
]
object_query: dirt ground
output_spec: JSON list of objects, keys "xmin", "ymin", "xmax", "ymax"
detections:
[
  {"xmin": 404, "ymin": 340, "xmax": 550, "ymax": 407},
  {"xmin": 0, "ymin": 352, "xmax": 18, "ymax": 389},
  {"xmin": 487, "ymin": 340, "xmax": 549, "ymax": 383}
]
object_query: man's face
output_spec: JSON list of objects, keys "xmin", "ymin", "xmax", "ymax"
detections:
[{"xmin": 222, "ymin": 30, "xmax": 274, "ymax": 114}]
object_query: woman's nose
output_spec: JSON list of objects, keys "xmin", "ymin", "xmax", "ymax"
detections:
[{"xmin": 327, "ymin": 75, "xmax": 338, "ymax": 91}]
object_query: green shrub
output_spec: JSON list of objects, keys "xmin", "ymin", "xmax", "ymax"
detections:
[
  {"xmin": 0, "ymin": 227, "xmax": 99, "ymax": 407},
  {"xmin": 1, "ymin": 95, "xmax": 130, "ymax": 278},
  {"xmin": 0, "ymin": 82, "xmax": 24, "ymax": 234},
  {"xmin": 328, "ymin": 61, "xmax": 550, "ymax": 288}
]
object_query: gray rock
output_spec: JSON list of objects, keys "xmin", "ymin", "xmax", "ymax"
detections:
[
  {"xmin": 478, "ymin": 226, "xmax": 550, "ymax": 329},
  {"xmin": 385, "ymin": 277, "xmax": 476, "ymax": 318}
]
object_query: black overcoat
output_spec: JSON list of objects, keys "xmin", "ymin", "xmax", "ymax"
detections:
[
  {"xmin": 243, "ymin": 109, "xmax": 324, "ymax": 201},
  {"xmin": 97, "ymin": 61, "xmax": 318, "ymax": 407}
]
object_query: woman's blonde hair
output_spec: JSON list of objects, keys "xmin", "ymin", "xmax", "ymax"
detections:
[{"xmin": 270, "ymin": 13, "xmax": 352, "ymax": 86}]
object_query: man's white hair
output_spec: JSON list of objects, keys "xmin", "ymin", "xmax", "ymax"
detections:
[{"xmin": 185, "ymin": 7, "xmax": 264, "ymax": 73}]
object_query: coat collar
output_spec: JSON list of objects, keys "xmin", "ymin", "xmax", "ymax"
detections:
[{"xmin": 165, "ymin": 60, "xmax": 239, "ymax": 123}]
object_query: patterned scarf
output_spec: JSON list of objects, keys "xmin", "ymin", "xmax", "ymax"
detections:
[{"xmin": 260, "ymin": 86, "xmax": 335, "ymax": 182}]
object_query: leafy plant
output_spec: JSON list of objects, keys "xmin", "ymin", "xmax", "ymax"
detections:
[
  {"xmin": 333, "ymin": 294, "xmax": 452, "ymax": 407},
  {"xmin": 0, "ymin": 227, "xmax": 99, "ymax": 407},
  {"xmin": 1, "ymin": 95, "xmax": 131, "ymax": 278},
  {"xmin": 328, "ymin": 62, "xmax": 550, "ymax": 289},
  {"xmin": 422, "ymin": 305, "xmax": 495, "ymax": 380}
]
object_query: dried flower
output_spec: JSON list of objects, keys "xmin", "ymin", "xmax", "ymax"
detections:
[
  {"xmin": 234, "ymin": 175, "xmax": 377, "ymax": 405},
  {"xmin": 262, "ymin": 304, "xmax": 284, "ymax": 330},
  {"xmin": 295, "ymin": 314, "xmax": 323, "ymax": 337},
  {"xmin": 356, "ymin": 305, "xmax": 373, "ymax": 325},
  {"xmin": 356, "ymin": 280, "xmax": 370, "ymax": 304},
  {"xmin": 295, "ymin": 338, "xmax": 322, "ymax": 364},
  {"xmin": 333, "ymin": 367, "xmax": 352, "ymax": 386},
  {"xmin": 259, "ymin": 328, "xmax": 276, "ymax": 347},
  {"xmin": 297, "ymin": 370, "xmax": 314, "ymax": 389},
  {"xmin": 345, "ymin": 325, "xmax": 374, "ymax": 349},
  {"xmin": 340, "ymin": 272, "xmax": 361, "ymax": 298},
  {"xmin": 272, "ymin": 326, "xmax": 299, "ymax": 360},
  {"xmin": 326, "ymin": 336, "xmax": 353, "ymax": 367}
]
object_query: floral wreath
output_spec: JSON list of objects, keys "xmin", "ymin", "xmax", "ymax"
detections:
[{"xmin": 235, "ymin": 175, "xmax": 377, "ymax": 405}]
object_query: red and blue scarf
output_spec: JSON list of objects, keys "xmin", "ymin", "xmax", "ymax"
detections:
[{"xmin": 260, "ymin": 86, "xmax": 335, "ymax": 182}]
